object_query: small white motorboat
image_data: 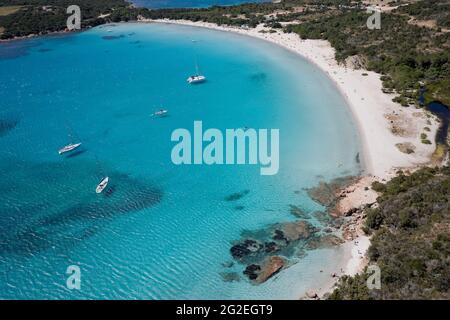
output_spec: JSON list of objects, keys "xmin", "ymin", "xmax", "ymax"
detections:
[
  {"xmin": 96, "ymin": 177, "xmax": 109, "ymax": 194},
  {"xmin": 151, "ymin": 109, "xmax": 168, "ymax": 117},
  {"xmin": 58, "ymin": 143, "xmax": 82, "ymax": 155}
]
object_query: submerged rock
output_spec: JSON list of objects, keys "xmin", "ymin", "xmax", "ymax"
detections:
[
  {"xmin": 307, "ymin": 176, "xmax": 357, "ymax": 208},
  {"xmin": 272, "ymin": 229, "xmax": 287, "ymax": 242},
  {"xmin": 306, "ymin": 235, "xmax": 344, "ymax": 250},
  {"xmin": 230, "ymin": 239, "xmax": 262, "ymax": 260},
  {"xmin": 243, "ymin": 264, "xmax": 261, "ymax": 280},
  {"xmin": 281, "ymin": 221, "xmax": 315, "ymax": 242},
  {"xmin": 255, "ymin": 256, "xmax": 285, "ymax": 284},
  {"xmin": 313, "ymin": 211, "xmax": 332, "ymax": 225},
  {"xmin": 289, "ymin": 205, "xmax": 309, "ymax": 219},
  {"xmin": 243, "ymin": 256, "xmax": 286, "ymax": 283},
  {"xmin": 222, "ymin": 261, "xmax": 234, "ymax": 268},
  {"xmin": 225, "ymin": 190, "xmax": 250, "ymax": 202},
  {"xmin": 264, "ymin": 241, "xmax": 280, "ymax": 253},
  {"xmin": 220, "ymin": 272, "xmax": 241, "ymax": 282},
  {"xmin": 0, "ymin": 118, "xmax": 19, "ymax": 137}
]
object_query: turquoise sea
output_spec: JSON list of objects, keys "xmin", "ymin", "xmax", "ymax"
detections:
[
  {"xmin": 131, "ymin": 0, "xmax": 270, "ymax": 9},
  {"xmin": 0, "ymin": 23, "xmax": 361, "ymax": 299}
]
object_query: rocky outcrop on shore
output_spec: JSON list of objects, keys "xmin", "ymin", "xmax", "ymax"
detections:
[
  {"xmin": 243, "ymin": 256, "xmax": 286, "ymax": 284},
  {"xmin": 225, "ymin": 176, "xmax": 377, "ymax": 285}
]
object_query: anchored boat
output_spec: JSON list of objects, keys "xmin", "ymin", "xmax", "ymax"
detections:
[
  {"xmin": 151, "ymin": 109, "xmax": 168, "ymax": 117},
  {"xmin": 58, "ymin": 142, "xmax": 82, "ymax": 155},
  {"xmin": 96, "ymin": 177, "xmax": 109, "ymax": 194}
]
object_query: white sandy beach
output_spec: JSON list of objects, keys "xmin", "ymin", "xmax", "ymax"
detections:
[{"xmin": 140, "ymin": 18, "xmax": 439, "ymax": 298}]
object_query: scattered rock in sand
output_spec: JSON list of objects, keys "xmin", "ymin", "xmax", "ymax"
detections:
[
  {"xmin": 396, "ymin": 142, "xmax": 416, "ymax": 154},
  {"xmin": 305, "ymin": 290, "xmax": 318, "ymax": 299}
]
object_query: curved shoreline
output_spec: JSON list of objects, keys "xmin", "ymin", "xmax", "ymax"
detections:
[
  {"xmin": 139, "ymin": 19, "xmax": 439, "ymax": 298},
  {"xmin": 145, "ymin": 19, "xmax": 438, "ymax": 181}
]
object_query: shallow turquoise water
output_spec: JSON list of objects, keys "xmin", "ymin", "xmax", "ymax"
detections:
[
  {"xmin": 0, "ymin": 23, "xmax": 361, "ymax": 299},
  {"xmin": 132, "ymin": 0, "xmax": 270, "ymax": 9}
]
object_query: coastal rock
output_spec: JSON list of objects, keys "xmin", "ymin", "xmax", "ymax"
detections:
[
  {"xmin": 306, "ymin": 235, "xmax": 344, "ymax": 249},
  {"xmin": 255, "ymin": 256, "xmax": 285, "ymax": 284},
  {"xmin": 313, "ymin": 211, "xmax": 332, "ymax": 225},
  {"xmin": 305, "ymin": 290, "xmax": 318, "ymax": 299},
  {"xmin": 264, "ymin": 241, "xmax": 280, "ymax": 253},
  {"xmin": 344, "ymin": 207, "xmax": 359, "ymax": 217},
  {"xmin": 289, "ymin": 205, "xmax": 309, "ymax": 219},
  {"xmin": 344, "ymin": 54, "xmax": 366, "ymax": 69},
  {"xmin": 281, "ymin": 221, "xmax": 314, "ymax": 241},
  {"xmin": 243, "ymin": 264, "xmax": 261, "ymax": 280},
  {"xmin": 272, "ymin": 229, "xmax": 288, "ymax": 242},
  {"xmin": 307, "ymin": 176, "xmax": 357, "ymax": 208}
]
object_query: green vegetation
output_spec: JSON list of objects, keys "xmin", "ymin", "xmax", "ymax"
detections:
[
  {"xmin": 330, "ymin": 167, "xmax": 450, "ymax": 299},
  {"xmin": 2, "ymin": 1, "xmax": 449, "ymax": 108},
  {"xmin": 0, "ymin": 0, "xmax": 144, "ymax": 39},
  {"xmin": 285, "ymin": 7, "xmax": 450, "ymax": 107},
  {"xmin": 396, "ymin": 0, "xmax": 450, "ymax": 28}
]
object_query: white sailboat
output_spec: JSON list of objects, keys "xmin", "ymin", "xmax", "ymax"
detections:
[
  {"xmin": 96, "ymin": 177, "xmax": 109, "ymax": 194},
  {"xmin": 187, "ymin": 63, "xmax": 206, "ymax": 83},
  {"xmin": 187, "ymin": 51, "xmax": 206, "ymax": 84},
  {"xmin": 58, "ymin": 123, "xmax": 82, "ymax": 155},
  {"xmin": 151, "ymin": 109, "xmax": 168, "ymax": 117},
  {"xmin": 58, "ymin": 143, "xmax": 82, "ymax": 155}
]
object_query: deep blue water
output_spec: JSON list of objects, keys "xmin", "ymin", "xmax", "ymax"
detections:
[
  {"xmin": 131, "ymin": 0, "xmax": 270, "ymax": 8},
  {"xmin": 0, "ymin": 23, "xmax": 361, "ymax": 299}
]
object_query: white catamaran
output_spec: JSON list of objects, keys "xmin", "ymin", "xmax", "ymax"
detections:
[
  {"xmin": 96, "ymin": 177, "xmax": 109, "ymax": 194},
  {"xmin": 187, "ymin": 53, "xmax": 206, "ymax": 84}
]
